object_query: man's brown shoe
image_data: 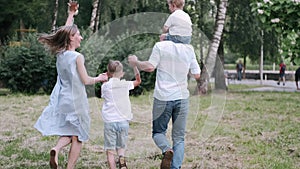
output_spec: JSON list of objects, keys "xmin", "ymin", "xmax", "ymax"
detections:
[{"xmin": 160, "ymin": 150, "xmax": 173, "ymax": 169}]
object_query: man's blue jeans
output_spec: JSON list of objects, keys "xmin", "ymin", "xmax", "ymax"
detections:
[{"xmin": 152, "ymin": 98, "xmax": 189, "ymax": 169}]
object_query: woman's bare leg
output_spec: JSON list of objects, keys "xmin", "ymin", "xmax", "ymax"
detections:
[
  {"xmin": 66, "ymin": 136, "xmax": 82, "ymax": 169},
  {"xmin": 50, "ymin": 136, "xmax": 72, "ymax": 168}
]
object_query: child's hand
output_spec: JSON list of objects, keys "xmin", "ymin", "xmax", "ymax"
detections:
[
  {"xmin": 68, "ymin": 1, "xmax": 79, "ymax": 15},
  {"xmin": 160, "ymin": 34, "xmax": 166, "ymax": 42}
]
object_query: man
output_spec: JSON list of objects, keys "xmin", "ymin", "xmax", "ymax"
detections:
[
  {"xmin": 236, "ymin": 60, "xmax": 243, "ymax": 81},
  {"xmin": 295, "ymin": 67, "xmax": 300, "ymax": 90},
  {"xmin": 128, "ymin": 40, "xmax": 200, "ymax": 169}
]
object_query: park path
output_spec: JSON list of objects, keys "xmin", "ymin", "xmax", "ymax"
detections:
[{"xmin": 228, "ymin": 78, "xmax": 300, "ymax": 92}]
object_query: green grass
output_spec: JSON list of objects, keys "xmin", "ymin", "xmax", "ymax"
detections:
[{"xmin": 0, "ymin": 84, "xmax": 300, "ymax": 168}]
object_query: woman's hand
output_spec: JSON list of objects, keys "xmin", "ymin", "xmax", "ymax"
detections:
[
  {"xmin": 97, "ymin": 73, "xmax": 108, "ymax": 82},
  {"xmin": 68, "ymin": 1, "xmax": 79, "ymax": 15}
]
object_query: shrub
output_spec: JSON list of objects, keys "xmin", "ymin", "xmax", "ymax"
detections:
[
  {"xmin": 80, "ymin": 32, "xmax": 158, "ymax": 97},
  {"xmin": 0, "ymin": 33, "xmax": 56, "ymax": 94}
]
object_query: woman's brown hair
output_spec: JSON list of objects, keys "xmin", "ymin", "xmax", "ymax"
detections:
[{"xmin": 38, "ymin": 24, "xmax": 78, "ymax": 55}]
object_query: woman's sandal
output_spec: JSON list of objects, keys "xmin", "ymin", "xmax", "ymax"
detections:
[
  {"xmin": 118, "ymin": 156, "xmax": 128, "ymax": 169},
  {"xmin": 49, "ymin": 149, "xmax": 58, "ymax": 169}
]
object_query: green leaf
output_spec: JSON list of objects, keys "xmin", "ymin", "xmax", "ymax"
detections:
[
  {"xmin": 294, "ymin": 57, "xmax": 300, "ymax": 65},
  {"xmin": 260, "ymin": 16, "xmax": 266, "ymax": 23},
  {"xmin": 275, "ymin": 27, "xmax": 282, "ymax": 33}
]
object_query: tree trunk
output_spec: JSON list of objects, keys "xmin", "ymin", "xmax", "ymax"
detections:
[
  {"xmin": 89, "ymin": 0, "xmax": 99, "ymax": 32},
  {"xmin": 51, "ymin": 0, "xmax": 59, "ymax": 32},
  {"xmin": 95, "ymin": 0, "xmax": 104, "ymax": 32},
  {"xmin": 259, "ymin": 30, "xmax": 264, "ymax": 85},
  {"xmin": 214, "ymin": 37, "xmax": 227, "ymax": 90},
  {"xmin": 197, "ymin": 0, "xmax": 228, "ymax": 94},
  {"xmin": 20, "ymin": 19, "xmax": 25, "ymax": 39},
  {"xmin": 243, "ymin": 56, "xmax": 246, "ymax": 79}
]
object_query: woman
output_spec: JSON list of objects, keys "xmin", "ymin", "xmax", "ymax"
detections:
[{"xmin": 34, "ymin": 2, "xmax": 107, "ymax": 169}]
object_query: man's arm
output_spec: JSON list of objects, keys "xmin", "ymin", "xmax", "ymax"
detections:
[{"xmin": 128, "ymin": 55, "xmax": 155, "ymax": 72}]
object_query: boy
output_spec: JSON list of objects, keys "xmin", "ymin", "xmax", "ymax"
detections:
[
  {"xmin": 160, "ymin": 0, "xmax": 192, "ymax": 44},
  {"xmin": 101, "ymin": 60, "xmax": 141, "ymax": 169}
]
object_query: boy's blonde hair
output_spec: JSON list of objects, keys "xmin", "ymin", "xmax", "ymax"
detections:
[
  {"xmin": 107, "ymin": 60, "xmax": 123, "ymax": 76},
  {"xmin": 168, "ymin": 0, "xmax": 185, "ymax": 8}
]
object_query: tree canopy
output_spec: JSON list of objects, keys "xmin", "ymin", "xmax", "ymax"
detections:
[{"xmin": 251, "ymin": 0, "xmax": 300, "ymax": 64}]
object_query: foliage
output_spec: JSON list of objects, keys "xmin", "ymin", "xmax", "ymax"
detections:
[
  {"xmin": 97, "ymin": 0, "xmax": 168, "ymax": 30},
  {"xmin": 251, "ymin": 0, "xmax": 300, "ymax": 64},
  {"xmin": 226, "ymin": 0, "xmax": 281, "ymax": 63},
  {"xmin": 0, "ymin": 0, "xmax": 52, "ymax": 42},
  {"xmin": 0, "ymin": 33, "xmax": 56, "ymax": 94},
  {"xmin": 80, "ymin": 31, "xmax": 158, "ymax": 97},
  {"xmin": 0, "ymin": 0, "xmax": 203, "ymax": 95}
]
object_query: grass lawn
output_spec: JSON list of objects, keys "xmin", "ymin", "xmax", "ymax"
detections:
[{"xmin": 0, "ymin": 83, "xmax": 299, "ymax": 168}]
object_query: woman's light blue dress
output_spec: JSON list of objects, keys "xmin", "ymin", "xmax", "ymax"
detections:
[{"xmin": 34, "ymin": 50, "xmax": 90, "ymax": 142}]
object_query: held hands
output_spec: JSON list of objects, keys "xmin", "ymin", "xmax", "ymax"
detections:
[
  {"xmin": 128, "ymin": 54, "xmax": 138, "ymax": 67},
  {"xmin": 98, "ymin": 72, "xmax": 108, "ymax": 82},
  {"xmin": 68, "ymin": 1, "xmax": 79, "ymax": 15}
]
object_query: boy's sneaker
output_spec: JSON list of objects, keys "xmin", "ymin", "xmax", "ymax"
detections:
[
  {"xmin": 283, "ymin": 83, "xmax": 285, "ymax": 86},
  {"xmin": 118, "ymin": 156, "xmax": 128, "ymax": 169},
  {"xmin": 277, "ymin": 82, "xmax": 280, "ymax": 85},
  {"xmin": 160, "ymin": 149, "xmax": 173, "ymax": 169}
]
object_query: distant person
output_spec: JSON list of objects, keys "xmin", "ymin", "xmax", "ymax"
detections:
[
  {"xmin": 101, "ymin": 60, "xmax": 141, "ymax": 169},
  {"xmin": 236, "ymin": 60, "xmax": 243, "ymax": 81},
  {"xmin": 224, "ymin": 70, "xmax": 229, "ymax": 90},
  {"xmin": 160, "ymin": 0, "xmax": 192, "ymax": 44},
  {"xmin": 277, "ymin": 61, "xmax": 286, "ymax": 86},
  {"xmin": 295, "ymin": 67, "xmax": 300, "ymax": 90},
  {"xmin": 34, "ymin": 2, "xmax": 108, "ymax": 169}
]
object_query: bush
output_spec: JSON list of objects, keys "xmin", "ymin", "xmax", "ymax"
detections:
[
  {"xmin": 80, "ymin": 32, "xmax": 158, "ymax": 97},
  {"xmin": 0, "ymin": 33, "xmax": 56, "ymax": 94},
  {"xmin": 0, "ymin": 29, "xmax": 159, "ymax": 96}
]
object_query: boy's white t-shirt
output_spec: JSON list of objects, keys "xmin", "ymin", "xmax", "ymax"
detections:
[
  {"xmin": 164, "ymin": 10, "xmax": 192, "ymax": 36},
  {"xmin": 101, "ymin": 78, "xmax": 134, "ymax": 122}
]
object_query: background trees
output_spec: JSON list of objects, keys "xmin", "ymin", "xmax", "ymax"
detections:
[
  {"xmin": 0, "ymin": 0, "xmax": 299, "ymax": 94},
  {"xmin": 251, "ymin": 0, "xmax": 300, "ymax": 64}
]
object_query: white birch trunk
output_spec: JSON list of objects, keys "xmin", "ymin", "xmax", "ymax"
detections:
[
  {"xmin": 89, "ymin": 0, "xmax": 99, "ymax": 32},
  {"xmin": 205, "ymin": 0, "xmax": 228, "ymax": 78},
  {"xmin": 51, "ymin": 0, "xmax": 59, "ymax": 31}
]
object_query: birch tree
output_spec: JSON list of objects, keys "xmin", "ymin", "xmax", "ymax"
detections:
[
  {"xmin": 89, "ymin": 0, "xmax": 99, "ymax": 32},
  {"xmin": 51, "ymin": 0, "xmax": 59, "ymax": 31},
  {"xmin": 197, "ymin": 0, "xmax": 228, "ymax": 93}
]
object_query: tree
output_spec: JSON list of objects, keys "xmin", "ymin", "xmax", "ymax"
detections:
[
  {"xmin": 198, "ymin": 0, "xmax": 228, "ymax": 92},
  {"xmin": 0, "ymin": 0, "xmax": 51, "ymax": 42},
  {"xmin": 89, "ymin": 0, "xmax": 99, "ymax": 32},
  {"xmin": 251, "ymin": 0, "xmax": 300, "ymax": 64},
  {"xmin": 51, "ymin": 0, "xmax": 59, "ymax": 31}
]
